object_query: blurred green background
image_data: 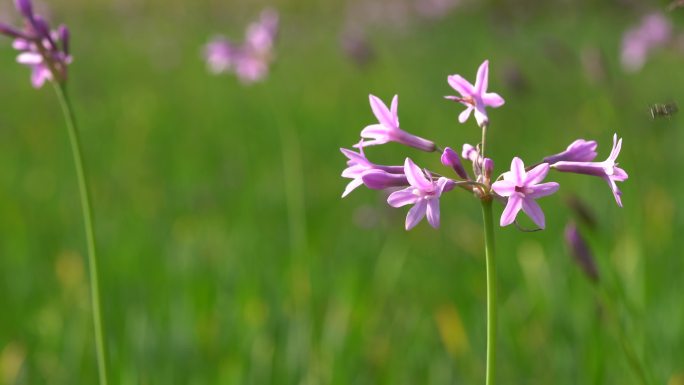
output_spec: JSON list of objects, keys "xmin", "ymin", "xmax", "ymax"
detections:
[{"xmin": 1, "ymin": 0, "xmax": 683, "ymax": 384}]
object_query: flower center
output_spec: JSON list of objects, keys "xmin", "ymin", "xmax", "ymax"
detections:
[{"xmin": 514, "ymin": 185, "xmax": 531, "ymax": 195}]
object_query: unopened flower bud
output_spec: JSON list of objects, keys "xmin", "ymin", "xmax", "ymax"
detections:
[
  {"xmin": 483, "ymin": 158, "xmax": 494, "ymax": 181},
  {"xmin": 564, "ymin": 222, "xmax": 599, "ymax": 283},
  {"xmin": 15, "ymin": 0, "xmax": 34, "ymax": 20},
  {"xmin": 441, "ymin": 147, "xmax": 468, "ymax": 179},
  {"xmin": 33, "ymin": 15, "xmax": 51, "ymax": 37}
]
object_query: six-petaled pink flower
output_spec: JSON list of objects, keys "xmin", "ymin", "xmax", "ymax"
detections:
[
  {"xmin": 446, "ymin": 60, "xmax": 505, "ymax": 127},
  {"xmin": 492, "ymin": 157, "xmax": 559, "ymax": 229},
  {"xmin": 356, "ymin": 94, "xmax": 436, "ymax": 152},
  {"xmin": 551, "ymin": 134, "xmax": 628, "ymax": 207},
  {"xmin": 387, "ymin": 158, "xmax": 451, "ymax": 230}
]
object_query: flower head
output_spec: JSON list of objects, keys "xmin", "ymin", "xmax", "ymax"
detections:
[
  {"xmin": 446, "ymin": 60, "xmax": 505, "ymax": 126},
  {"xmin": 387, "ymin": 158, "xmax": 452, "ymax": 230},
  {"xmin": 492, "ymin": 157, "xmax": 559, "ymax": 229},
  {"xmin": 203, "ymin": 9, "xmax": 278, "ymax": 84},
  {"xmin": 551, "ymin": 134, "xmax": 628, "ymax": 207},
  {"xmin": 0, "ymin": 0, "xmax": 72, "ymax": 88},
  {"xmin": 356, "ymin": 94, "xmax": 436, "ymax": 152}
]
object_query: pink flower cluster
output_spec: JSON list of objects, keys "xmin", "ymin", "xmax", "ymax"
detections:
[
  {"xmin": 0, "ymin": 0, "xmax": 72, "ymax": 88},
  {"xmin": 341, "ymin": 60, "xmax": 628, "ymax": 230},
  {"xmin": 203, "ymin": 9, "xmax": 279, "ymax": 84},
  {"xmin": 621, "ymin": 12, "xmax": 672, "ymax": 73}
]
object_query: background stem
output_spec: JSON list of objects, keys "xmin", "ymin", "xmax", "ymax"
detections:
[
  {"xmin": 53, "ymin": 83, "xmax": 108, "ymax": 385},
  {"xmin": 481, "ymin": 198, "xmax": 497, "ymax": 385}
]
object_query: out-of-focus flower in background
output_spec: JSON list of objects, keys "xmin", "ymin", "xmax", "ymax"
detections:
[
  {"xmin": 564, "ymin": 222, "xmax": 599, "ymax": 283},
  {"xmin": 0, "ymin": 0, "xmax": 72, "ymax": 88},
  {"xmin": 620, "ymin": 12, "xmax": 672, "ymax": 73},
  {"xmin": 203, "ymin": 8, "xmax": 279, "ymax": 84}
]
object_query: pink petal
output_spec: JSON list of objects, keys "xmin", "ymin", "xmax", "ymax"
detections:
[
  {"xmin": 360, "ymin": 124, "xmax": 391, "ymax": 143},
  {"xmin": 603, "ymin": 177, "xmax": 624, "ymax": 207},
  {"xmin": 510, "ymin": 157, "xmax": 526, "ymax": 185},
  {"xmin": 435, "ymin": 177, "xmax": 451, "ymax": 195},
  {"xmin": 404, "ymin": 158, "xmax": 432, "ymax": 191},
  {"xmin": 522, "ymin": 198, "xmax": 546, "ymax": 229},
  {"xmin": 612, "ymin": 167, "xmax": 629, "ymax": 181},
  {"xmin": 388, "ymin": 188, "xmax": 419, "ymax": 207},
  {"xmin": 405, "ymin": 199, "xmax": 427, "ymax": 230},
  {"xmin": 342, "ymin": 178, "xmax": 364, "ymax": 198},
  {"xmin": 16, "ymin": 52, "xmax": 42, "ymax": 65},
  {"xmin": 475, "ymin": 59, "xmax": 489, "ymax": 94},
  {"xmin": 340, "ymin": 148, "xmax": 366, "ymax": 163},
  {"xmin": 524, "ymin": 163, "xmax": 550, "ymax": 185},
  {"xmin": 526, "ymin": 182, "xmax": 560, "ymax": 199},
  {"xmin": 473, "ymin": 108, "xmax": 488, "ymax": 127},
  {"xmin": 458, "ymin": 106, "xmax": 473, "ymax": 123},
  {"xmin": 500, "ymin": 192, "xmax": 523, "ymax": 226},
  {"xmin": 447, "ymin": 75, "xmax": 474, "ymax": 96},
  {"xmin": 609, "ymin": 134, "xmax": 622, "ymax": 161},
  {"xmin": 491, "ymin": 180, "xmax": 516, "ymax": 197},
  {"xmin": 482, "ymin": 92, "xmax": 505, "ymax": 107},
  {"xmin": 368, "ymin": 94, "xmax": 396, "ymax": 129},
  {"xmin": 390, "ymin": 95, "xmax": 399, "ymax": 127},
  {"xmin": 426, "ymin": 198, "xmax": 440, "ymax": 228}
]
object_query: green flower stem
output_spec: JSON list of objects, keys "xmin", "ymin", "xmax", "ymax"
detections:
[
  {"xmin": 481, "ymin": 197, "xmax": 497, "ymax": 385},
  {"xmin": 53, "ymin": 83, "xmax": 108, "ymax": 385}
]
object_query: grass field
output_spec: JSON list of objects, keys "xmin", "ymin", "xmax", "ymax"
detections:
[{"xmin": 1, "ymin": 0, "xmax": 683, "ymax": 384}]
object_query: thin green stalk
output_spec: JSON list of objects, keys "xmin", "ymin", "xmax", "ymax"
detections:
[
  {"xmin": 53, "ymin": 83, "xmax": 108, "ymax": 385},
  {"xmin": 593, "ymin": 285, "xmax": 651, "ymax": 385},
  {"xmin": 481, "ymin": 197, "xmax": 497, "ymax": 385}
]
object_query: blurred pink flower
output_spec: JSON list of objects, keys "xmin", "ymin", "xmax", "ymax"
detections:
[
  {"xmin": 203, "ymin": 8, "xmax": 279, "ymax": 84},
  {"xmin": 0, "ymin": 0, "xmax": 72, "ymax": 88},
  {"xmin": 621, "ymin": 12, "xmax": 672, "ymax": 73}
]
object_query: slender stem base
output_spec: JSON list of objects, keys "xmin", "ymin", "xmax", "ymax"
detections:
[
  {"xmin": 481, "ymin": 198, "xmax": 497, "ymax": 385},
  {"xmin": 54, "ymin": 84, "xmax": 108, "ymax": 385}
]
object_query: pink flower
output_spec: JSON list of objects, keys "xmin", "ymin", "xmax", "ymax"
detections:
[
  {"xmin": 551, "ymin": 134, "xmax": 628, "ymax": 207},
  {"xmin": 387, "ymin": 158, "xmax": 451, "ymax": 230},
  {"xmin": 356, "ymin": 94, "xmax": 436, "ymax": 152},
  {"xmin": 492, "ymin": 157, "xmax": 559, "ymax": 229},
  {"xmin": 621, "ymin": 12, "xmax": 672, "ymax": 73},
  {"xmin": 446, "ymin": 60, "xmax": 505, "ymax": 126},
  {"xmin": 0, "ymin": 0, "xmax": 72, "ymax": 88},
  {"xmin": 340, "ymin": 147, "xmax": 404, "ymax": 197},
  {"xmin": 203, "ymin": 9, "xmax": 278, "ymax": 84}
]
